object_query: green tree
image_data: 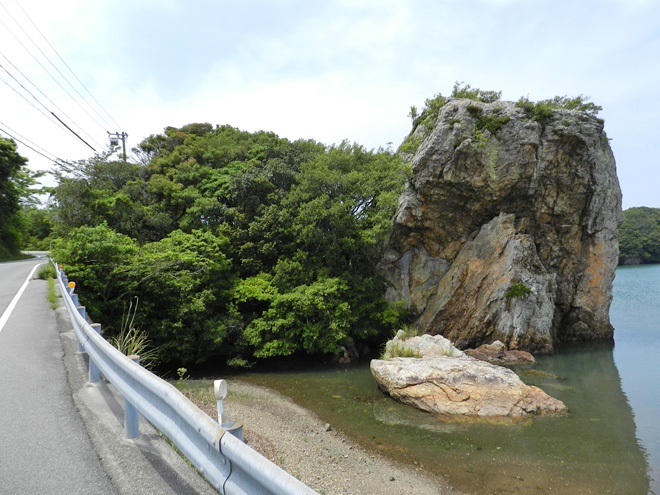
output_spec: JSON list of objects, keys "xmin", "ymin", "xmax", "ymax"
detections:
[
  {"xmin": 50, "ymin": 126, "xmax": 411, "ymax": 367},
  {"xmin": 0, "ymin": 137, "xmax": 40, "ymax": 259},
  {"xmin": 619, "ymin": 207, "xmax": 660, "ymax": 264},
  {"xmin": 19, "ymin": 206, "xmax": 54, "ymax": 250},
  {"xmin": 232, "ymin": 142, "xmax": 410, "ymax": 359},
  {"xmin": 51, "ymin": 223, "xmax": 139, "ymax": 319},
  {"xmin": 53, "ymin": 224, "xmax": 235, "ymax": 365},
  {"xmin": 125, "ymin": 229, "xmax": 234, "ymax": 365}
]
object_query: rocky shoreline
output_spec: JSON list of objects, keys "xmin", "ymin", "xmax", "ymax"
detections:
[{"xmin": 186, "ymin": 379, "xmax": 462, "ymax": 495}]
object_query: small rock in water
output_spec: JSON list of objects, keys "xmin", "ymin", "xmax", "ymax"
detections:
[{"xmin": 324, "ymin": 423, "xmax": 332, "ymax": 432}]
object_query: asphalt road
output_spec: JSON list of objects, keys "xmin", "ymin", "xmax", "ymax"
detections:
[
  {"xmin": 0, "ymin": 256, "xmax": 217, "ymax": 495},
  {"xmin": 0, "ymin": 255, "xmax": 117, "ymax": 494}
]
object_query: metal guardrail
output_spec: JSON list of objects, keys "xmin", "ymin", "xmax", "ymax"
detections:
[{"xmin": 56, "ymin": 265, "xmax": 318, "ymax": 495}]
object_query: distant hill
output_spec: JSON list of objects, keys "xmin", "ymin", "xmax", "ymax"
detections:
[{"xmin": 619, "ymin": 207, "xmax": 660, "ymax": 265}]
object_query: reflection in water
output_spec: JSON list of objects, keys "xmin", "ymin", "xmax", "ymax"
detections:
[
  {"xmin": 243, "ymin": 341, "xmax": 650, "ymax": 494},
  {"xmin": 611, "ymin": 264, "xmax": 660, "ymax": 494}
]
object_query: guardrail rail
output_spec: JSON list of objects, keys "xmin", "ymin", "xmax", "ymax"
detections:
[{"xmin": 56, "ymin": 264, "xmax": 318, "ymax": 495}]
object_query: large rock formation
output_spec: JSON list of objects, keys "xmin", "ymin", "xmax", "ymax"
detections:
[
  {"xmin": 371, "ymin": 333, "xmax": 566, "ymax": 419},
  {"xmin": 382, "ymin": 98, "xmax": 623, "ymax": 352}
]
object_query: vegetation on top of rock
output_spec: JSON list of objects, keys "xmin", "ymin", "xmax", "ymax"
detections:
[
  {"xmin": 402, "ymin": 82, "xmax": 504, "ymax": 155},
  {"xmin": 618, "ymin": 207, "xmax": 660, "ymax": 265},
  {"xmin": 450, "ymin": 81, "xmax": 502, "ymax": 103},
  {"xmin": 466, "ymin": 104, "xmax": 511, "ymax": 141},
  {"xmin": 400, "ymin": 83, "xmax": 600, "ymax": 156},
  {"xmin": 381, "ymin": 342, "xmax": 421, "ymax": 359},
  {"xmin": 516, "ymin": 95, "xmax": 602, "ymax": 125}
]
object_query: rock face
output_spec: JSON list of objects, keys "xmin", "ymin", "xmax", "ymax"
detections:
[
  {"xmin": 371, "ymin": 334, "xmax": 566, "ymax": 419},
  {"xmin": 382, "ymin": 99, "xmax": 623, "ymax": 352}
]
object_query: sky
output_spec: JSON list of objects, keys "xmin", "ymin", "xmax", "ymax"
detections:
[{"xmin": 0, "ymin": 0, "xmax": 658, "ymax": 210}]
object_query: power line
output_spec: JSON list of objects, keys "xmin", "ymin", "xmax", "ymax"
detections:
[
  {"xmin": 0, "ymin": 13, "xmax": 108, "ymax": 149},
  {"xmin": 0, "ymin": 53, "xmax": 103, "ymax": 149},
  {"xmin": 50, "ymin": 112, "xmax": 96, "ymax": 152},
  {"xmin": 0, "ymin": 119, "xmax": 59, "ymax": 161},
  {"xmin": 0, "ymin": 1, "xmax": 112, "ymax": 135},
  {"xmin": 0, "ymin": 124, "xmax": 63, "ymax": 163},
  {"xmin": 10, "ymin": 0, "xmax": 123, "ymax": 131},
  {"xmin": 0, "ymin": 69, "xmax": 71, "ymax": 137},
  {"xmin": 0, "ymin": 61, "xmax": 96, "ymax": 151}
]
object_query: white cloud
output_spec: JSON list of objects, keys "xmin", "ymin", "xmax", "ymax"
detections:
[{"xmin": 1, "ymin": 0, "xmax": 659, "ymax": 209}]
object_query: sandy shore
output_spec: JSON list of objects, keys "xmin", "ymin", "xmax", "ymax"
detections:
[{"xmin": 189, "ymin": 379, "xmax": 463, "ymax": 495}]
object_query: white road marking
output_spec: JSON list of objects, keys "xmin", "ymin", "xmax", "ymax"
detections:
[{"xmin": 0, "ymin": 262, "xmax": 45, "ymax": 334}]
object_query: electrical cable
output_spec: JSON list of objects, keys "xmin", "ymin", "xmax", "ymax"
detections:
[
  {"xmin": 0, "ymin": 125, "xmax": 64, "ymax": 163},
  {"xmin": 0, "ymin": 70, "xmax": 71, "ymax": 138},
  {"xmin": 0, "ymin": 54, "xmax": 102, "ymax": 149},
  {"xmin": 0, "ymin": 119, "xmax": 60, "ymax": 161},
  {"xmin": 0, "ymin": 13, "xmax": 106, "ymax": 146},
  {"xmin": 0, "ymin": 2, "xmax": 112, "ymax": 134},
  {"xmin": 9, "ymin": 0, "xmax": 123, "ymax": 131},
  {"xmin": 0, "ymin": 61, "xmax": 96, "ymax": 151}
]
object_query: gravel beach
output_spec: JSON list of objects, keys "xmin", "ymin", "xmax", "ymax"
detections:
[{"xmin": 193, "ymin": 379, "xmax": 463, "ymax": 495}]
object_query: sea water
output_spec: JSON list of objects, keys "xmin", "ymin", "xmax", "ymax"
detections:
[
  {"xmin": 242, "ymin": 265, "xmax": 659, "ymax": 494},
  {"xmin": 611, "ymin": 264, "xmax": 660, "ymax": 494}
]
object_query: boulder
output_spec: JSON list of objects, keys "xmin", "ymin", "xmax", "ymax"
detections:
[
  {"xmin": 371, "ymin": 356, "xmax": 566, "ymax": 419},
  {"xmin": 382, "ymin": 98, "xmax": 623, "ymax": 352},
  {"xmin": 382, "ymin": 331, "xmax": 464, "ymax": 359},
  {"xmin": 371, "ymin": 334, "xmax": 565, "ymax": 419},
  {"xmin": 465, "ymin": 340, "xmax": 536, "ymax": 365},
  {"xmin": 371, "ymin": 335, "xmax": 566, "ymax": 419}
]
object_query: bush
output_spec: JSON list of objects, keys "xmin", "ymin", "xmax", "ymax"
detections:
[
  {"xmin": 505, "ymin": 282, "xmax": 532, "ymax": 299},
  {"xmin": 36, "ymin": 263, "xmax": 56, "ymax": 280},
  {"xmin": 382, "ymin": 342, "xmax": 421, "ymax": 359},
  {"xmin": 517, "ymin": 95, "xmax": 602, "ymax": 125},
  {"xmin": 451, "ymin": 81, "xmax": 501, "ymax": 103}
]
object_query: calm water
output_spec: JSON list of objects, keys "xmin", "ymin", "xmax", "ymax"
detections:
[
  {"xmin": 240, "ymin": 265, "xmax": 659, "ymax": 495},
  {"xmin": 611, "ymin": 264, "xmax": 660, "ymax": 494}
]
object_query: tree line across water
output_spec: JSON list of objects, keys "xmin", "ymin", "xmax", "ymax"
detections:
[{"xmin": 618, "ymin": 207, "xmax": 660, "ymax": 265}]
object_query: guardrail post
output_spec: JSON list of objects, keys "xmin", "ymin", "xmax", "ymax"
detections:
[
  {"xmin": 214, "ymin": 379, "xmax": 244, "ymax": 442},
  {"xmin": 89, "ymin": 323, "xmax": 102, "ymax": 383},
  {"xmin": 124, "ymin": 355, "xmax": 140, "ymax": 439},
  {"xmin": 214, "ymin": 380, "xmax": 227, "ymax": 424},
  {"xmin": 76, "ymin": 305, "xmax": 86, "ymax": 352}
]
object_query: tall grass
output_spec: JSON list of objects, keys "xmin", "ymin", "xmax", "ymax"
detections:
[
  {"xmin": 108, "ymin": 297, "xmax": 159, "ymax": 370},
  {"xmin": 46, "ymin": 278, "xmax": 58, "ymax": 309}
]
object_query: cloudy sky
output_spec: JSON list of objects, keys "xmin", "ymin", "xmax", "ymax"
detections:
[{"xmin": 1, "ymin": 0, "xmax": 658, "ymax": 209}]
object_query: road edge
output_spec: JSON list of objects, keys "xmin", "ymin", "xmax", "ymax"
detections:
[{"xmin": 54, "ymin": 296, "xmax": 218, "ymax": 495}]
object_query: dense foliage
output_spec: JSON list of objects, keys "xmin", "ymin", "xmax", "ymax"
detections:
[
  {"xmin": 0, "ymin": 137, "xmax": 40, "ymax": 259},
  {"xmin": 51, "ymin": 125, "xmax": 410, "ymax": 367},
  {"xmin": 618, "ymin": 207, "xmax": 660, "ymax": 265}
]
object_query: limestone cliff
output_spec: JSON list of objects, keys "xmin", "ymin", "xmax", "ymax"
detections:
[{"xmin": 382, "ymin": 98, "xmax": 622, "ymax": 352}]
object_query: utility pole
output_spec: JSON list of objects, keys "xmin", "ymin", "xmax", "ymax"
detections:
[{"xmin": 108, "ymin": 131, "xmax": 128, "ymax": 161}]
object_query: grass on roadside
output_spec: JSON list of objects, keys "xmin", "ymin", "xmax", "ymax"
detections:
[
  {"xmin": 37, "ymin": 263, "xmax": 56, "ymax": 280},
  {"xmin": 46, "ymin": 278, "xmax": 59, "ymax": 309}
]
